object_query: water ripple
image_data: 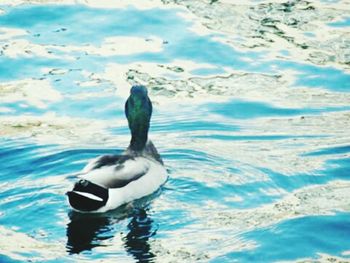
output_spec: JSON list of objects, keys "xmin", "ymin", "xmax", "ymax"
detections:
[{"xmin": 1, "ymin": 1, "xmax": 350, "ymax": 262}]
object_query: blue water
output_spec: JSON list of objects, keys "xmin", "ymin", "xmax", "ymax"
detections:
[
  {"xmin": 215, "ymin": 212, "xmax": 350, "ymax": 262},
  {"xmin": 328, "ymin": 17, "xmax": 350, "ymax": 27},
  {"xmin": 1, "ymin": 2, "xmax": 350, "ymax": 262}
]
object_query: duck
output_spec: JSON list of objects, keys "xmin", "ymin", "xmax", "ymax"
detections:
[{"xmin": 67, "ymin": 85, "xmax": 168, "ymax": 213}]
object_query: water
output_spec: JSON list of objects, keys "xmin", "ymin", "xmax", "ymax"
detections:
[{"xmin": 0, "ymin": 1, "xmax": 350, "ymax": 262}]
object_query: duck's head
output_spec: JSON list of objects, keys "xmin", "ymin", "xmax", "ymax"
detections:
[{"xmin": 125, "ymin": 85, "xmax": 152, "ymax": 151}]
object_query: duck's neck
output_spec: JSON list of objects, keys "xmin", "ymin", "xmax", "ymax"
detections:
[{"xmin": 129, "ymin": 128, "xmax": 148, "ymax": 152}]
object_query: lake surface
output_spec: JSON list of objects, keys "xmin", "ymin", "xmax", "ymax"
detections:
[{"xmin": 0, "ymin": 1, "xmax": 350, "ymax": 262}]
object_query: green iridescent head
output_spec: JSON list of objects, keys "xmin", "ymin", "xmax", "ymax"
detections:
[{"xmin": 125, "ymin": 85, "xmax": 152, "ymax": 151}]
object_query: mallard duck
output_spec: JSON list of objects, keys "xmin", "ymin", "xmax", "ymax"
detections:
[{"xmin": 67, "ymin": 85, "xmax": 167, "ymax": 213}]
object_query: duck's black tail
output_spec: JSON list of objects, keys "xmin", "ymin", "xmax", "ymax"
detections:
[{"xmin": 67, "ymin": 179, "xmax": 108, "ymax": 212}]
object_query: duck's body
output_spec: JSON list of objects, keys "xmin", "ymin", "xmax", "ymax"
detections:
[{"xmin": 67, "ymin": 86, "xmax": 167, "ymax": 213}]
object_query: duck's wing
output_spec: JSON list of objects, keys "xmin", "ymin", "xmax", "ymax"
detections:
[
  {"xmin": 80, "ymin": 155, "xmax": 150, "ymax": 188},
  {"xmin": 82, "ymin": 154, "xmax": 122, "ymax": 173}
]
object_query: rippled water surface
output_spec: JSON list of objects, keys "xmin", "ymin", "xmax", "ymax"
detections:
[{"xmin": 1, "ymin": 1, "xmax": 350, "ymax": 262}]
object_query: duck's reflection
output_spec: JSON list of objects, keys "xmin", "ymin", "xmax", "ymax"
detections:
[
  {"xmin": 123, "ymin": 209, "xmax": 157, "ymax": 262},
  {"xmin": 66, "ymin": 206, "xmax": 157, "ymax": 262},
  {"xmin": 66, "ymin": 212, "xmax": 113, "ymax": 254}
]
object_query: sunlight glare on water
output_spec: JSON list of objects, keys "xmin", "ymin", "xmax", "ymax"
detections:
[{"xmin": 0, "ymin": 0, "xmax": 350, "ymax": 262}]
